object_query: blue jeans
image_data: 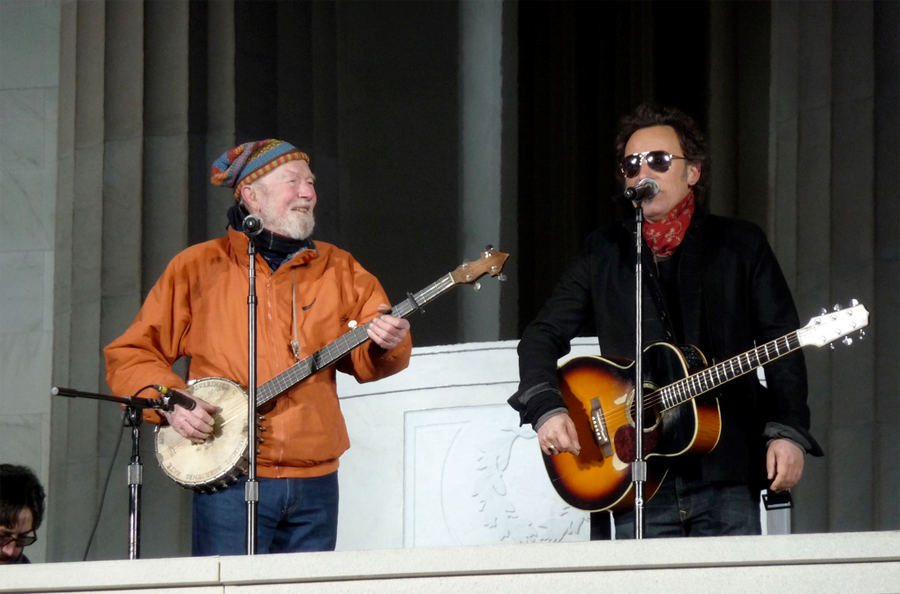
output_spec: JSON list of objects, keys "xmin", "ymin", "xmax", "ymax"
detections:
[
  {"xmin": 613, "ymin": 472, "xmax": 761, "ymax": 538},
  {"xmin": 192, "ymin": 472, "xmax": 339, "ymax": 556}
]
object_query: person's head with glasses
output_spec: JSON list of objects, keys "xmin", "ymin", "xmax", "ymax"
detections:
[
  {"xmin": 614, "ymin": 104, "xmax": 709, "ymax": 223},
  {"xmin": 0, "ymin": 464, "xmax": 45, "ymax": 564}
]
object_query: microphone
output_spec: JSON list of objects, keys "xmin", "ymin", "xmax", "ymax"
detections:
[
  {"xmin": 154, "ymin": 385, "xmax": 196, "ymax": 411},
  {"xmin": 623, "ymin": 178, "xmax": 659, "ymax": 203},
  {"xmin": 242, "ymin": 214, "xmax": 264, "ymax": 236}
]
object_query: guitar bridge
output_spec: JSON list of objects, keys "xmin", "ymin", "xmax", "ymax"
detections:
[{"xmin": 590, "ymin": 397, "xmax": 614, "ymax": 458}]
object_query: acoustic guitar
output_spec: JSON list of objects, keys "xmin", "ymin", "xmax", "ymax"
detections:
[{"xmin": 544, "ymin": 302, "xmax": 869, "ymax": 512}]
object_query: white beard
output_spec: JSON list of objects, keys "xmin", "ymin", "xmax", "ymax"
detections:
[{"xmin": 259, "ymin": 202, "xmax": 315, "ymax": 240}]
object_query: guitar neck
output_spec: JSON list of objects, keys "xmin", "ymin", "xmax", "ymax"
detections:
[
  {"xmin": 256, "ymin": 274, "xmax": 457, "ymax": 406},
  {"xmin": 659, "ymin": 331, "xmax": 802, "ymax": 411}
]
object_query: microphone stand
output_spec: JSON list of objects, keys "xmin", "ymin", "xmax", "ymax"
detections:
[
  {"xmin": 50, "ymin": 386, "xmax": 177, "ymax": 559},
  {"xmin": 631, "ymin": 204, "xmax": 647, "ymax": 539},
  {"xmin": 615, "ymin": 179, "xmax": 657, "ymax": 539},
  {"xmin": 242, "ymin": 215, "xmax": 264, "ymax": 555}
]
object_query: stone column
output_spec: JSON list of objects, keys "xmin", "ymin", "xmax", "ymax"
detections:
[
  {"xmin": 769, "ymin": 0, "xmax": 886, "ymax": 533},
  {"xmin": 458, "ymin": 0, "xmax": 515, "ymax": 343},
  {"xmin": 0, "ymin": 0, "xmax": 63, "ymax": 565},
  {"xmin": 50, "ymin": 0, "xmax": 108, "ymax": 561},
  {"xmin": 871, "ymin": 0, "xmax": 900, "ymax": 532},
  {"xmin": 205, "ymin": 0, "xmax": 236, "ymax": 239}
]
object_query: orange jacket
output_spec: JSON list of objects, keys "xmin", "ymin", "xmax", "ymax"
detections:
[{"xmin": 104, "ymin": 228, "xmax": 412, "ymax": 478}]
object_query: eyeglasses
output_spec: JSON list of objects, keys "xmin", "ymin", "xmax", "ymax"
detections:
[
  {"xmin": 0, "ymin": 530, "xmax": 37, "ymax": 548},
  {"xmin": 619, "ymin": 150, "xmax": 688, "ymax": 178}
]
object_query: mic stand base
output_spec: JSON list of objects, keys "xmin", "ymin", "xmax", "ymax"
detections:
[{"xmin": 125, "ymin": 408, "xmax": 143, "ymax": 560}]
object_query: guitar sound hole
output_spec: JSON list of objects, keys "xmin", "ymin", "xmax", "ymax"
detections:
[{"xmin": 628, "ymin": 384, "xmax": 662, "ymax": 431}]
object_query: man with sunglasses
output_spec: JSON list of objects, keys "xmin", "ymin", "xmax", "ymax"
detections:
[
  {"xmin": 0, "ymin": 464, "xmax": 46, "ymax": 564},
  {"xmin": 509, "ymin": 104, "xmax": 822, "ymax": 538}
]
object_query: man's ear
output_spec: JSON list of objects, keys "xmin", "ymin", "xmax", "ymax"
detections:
[
  {"xmin": 240, "ymin": 184, "xmax": 259, "ymax": 211},
  {"xmin": 687, "ymin": 163, "xmax": 701, "ymax": 188}
]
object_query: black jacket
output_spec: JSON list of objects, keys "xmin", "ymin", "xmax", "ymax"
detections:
[{"xmin": 510, "ymin": 208, "xmax": 822, "ymax": 484}]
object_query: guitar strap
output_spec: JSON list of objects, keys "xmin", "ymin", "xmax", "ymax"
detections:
[
  {"xmin": 291, "ymin": 270, "xmax": 302, "ymax": 362},
  {"xmin": 641, "ymin": 248, "xmax": 678, "ymax": 344},
  {"xmin": 642, "ymin": 222, "xmax": 715, "ymax": 371}
]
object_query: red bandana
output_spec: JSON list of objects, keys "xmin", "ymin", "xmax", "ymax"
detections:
[{"xmin": 642, "ymin": 191, "xmax": 695, "ymax": 257}]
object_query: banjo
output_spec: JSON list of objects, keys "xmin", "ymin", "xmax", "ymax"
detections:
[{"xmin": 154, "ymin": 247, "xmax": 510, "ymax": 492}]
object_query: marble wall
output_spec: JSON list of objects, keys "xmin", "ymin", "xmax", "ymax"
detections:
[
  {"xmin": 336, "ymin": 339, "xmax": 594, "ymax": 550},
  {"xmin": 0, "ymin": 0, "xmax": 62, "ymax": 564}
]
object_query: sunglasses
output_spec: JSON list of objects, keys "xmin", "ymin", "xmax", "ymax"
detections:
[
  {"xmin": 0, "ymin": 530, "xmax": 37, "ymax": 548},
  {"xmin": 619, "ymin": 150, "xmax": 688, "ymax": 178}
]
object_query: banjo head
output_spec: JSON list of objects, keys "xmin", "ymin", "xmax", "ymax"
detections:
[{"xmin": 155, "ymin": 377, "xmax": 250, "ymax": 492}]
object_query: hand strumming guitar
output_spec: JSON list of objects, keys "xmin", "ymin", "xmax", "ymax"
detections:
[{"xmin": 537, "ymin": 413, "xmax": 581, "ymax": 456}]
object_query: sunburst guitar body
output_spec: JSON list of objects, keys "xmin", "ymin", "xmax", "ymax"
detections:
[{"xmin": 543, "ymin": 302, "xmax": 869, "ymax": 512}]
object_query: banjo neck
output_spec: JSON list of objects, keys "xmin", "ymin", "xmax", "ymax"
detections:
[
  {"xmin": 255, "ymin": 283, "xmax": 441, "ymax": 407},
  {"xmin": 255, "ymin": 247, "xmax": 508, "ymax": 407}
]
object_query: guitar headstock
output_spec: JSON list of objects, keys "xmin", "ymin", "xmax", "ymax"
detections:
[
  {"xmin": 449, "ymin": 246, "xmax": 510, "ymax": 286},
  {"xmin": 798, "ymin": 300, "xmax": 869, "ymax": 348}
]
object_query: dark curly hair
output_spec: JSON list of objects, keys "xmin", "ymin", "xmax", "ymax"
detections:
[
  {"xmin": 0, "ymin": 464, "xmax": 46, "ymax": 531},
  {"xmin": 614, "ymin": 103, "xmax": 710, "ymax": 204}
]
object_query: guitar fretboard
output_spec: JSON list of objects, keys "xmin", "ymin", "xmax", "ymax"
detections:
[
  {"xmin": 658, "ymin": 331, "xmax": 802, "ymax": 410},
  {"xmin": 255, "ymin": 274, "xmax": 457, "ymax": 406}
]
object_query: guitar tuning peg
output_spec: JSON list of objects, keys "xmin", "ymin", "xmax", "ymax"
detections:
[
  {"xmin": 833, "ymin": 303, "xmax": 842, "ymax": 311},
  {"xmin": 498, "ymin": 273, "xmax": 508, "ymax": 282},
  {"xmin": 858, "ymin": 329, "xmax": 866, "ymax": 340},
  {"xmin": 484, "ymin": 244, "xmax": 494, "ymax": 251},
  {"xmin": 842, "ymin": 336, "xmax": 853, "ymax": 346},
  {"xmin": 473, "ymin": 281, "xmax": 482, "ymax": 291},
  {"xmin": 348, "ymin": 320, "xmax": 358, "ymax": 329},
  {"xmin": 829, "ymin": 343, "xmax": 835, "ymax": 351},
  {"xmin": 819, "ymin": 308, "xmax": 827, "ymax": 315},
  {"xmin": 850, "ymin": 298, "xmax": 859, "ymax": 307}
]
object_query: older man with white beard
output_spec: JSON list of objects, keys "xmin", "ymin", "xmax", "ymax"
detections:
[{"xmin": 105, "ymin": 140, "xmax": 412, "ymax": 556}]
